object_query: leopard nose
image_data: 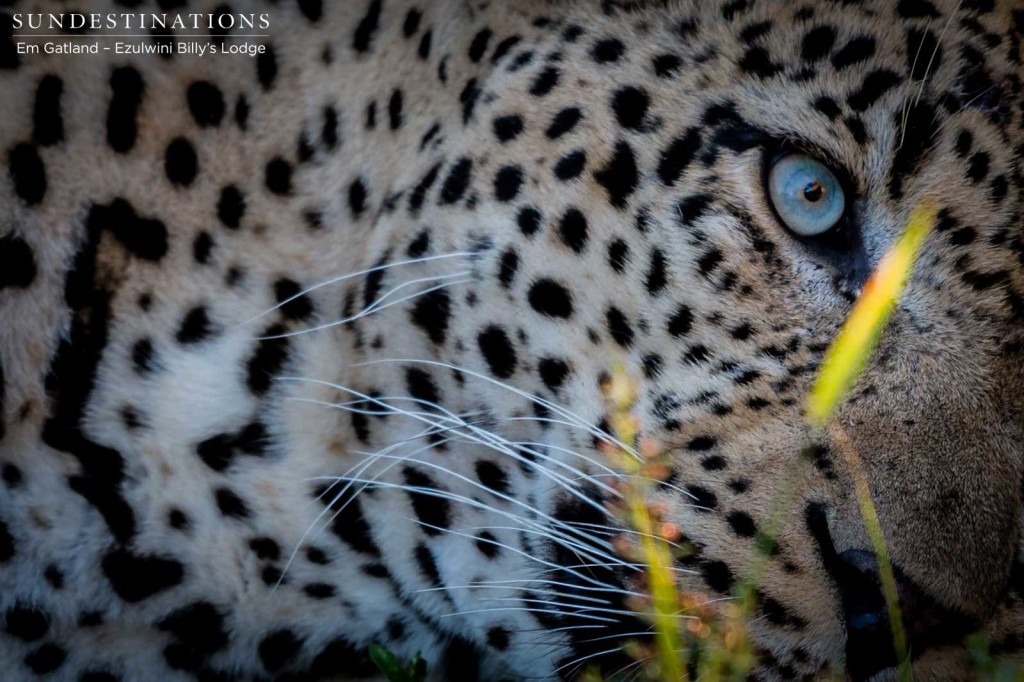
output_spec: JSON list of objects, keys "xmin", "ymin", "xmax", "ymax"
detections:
[{"xmin": 832, "ymin": 549, "xmax": 971, "ymax": 682}]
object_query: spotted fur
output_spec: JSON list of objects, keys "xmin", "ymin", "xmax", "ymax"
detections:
[{"xmin": 1, "ymin": 0, "xmax": 1024, "ymax": 680}]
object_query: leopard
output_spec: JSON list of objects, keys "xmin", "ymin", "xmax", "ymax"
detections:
[{"xmin": 1, "ymin": 0, "xmax": 1024, "ymax": 680}]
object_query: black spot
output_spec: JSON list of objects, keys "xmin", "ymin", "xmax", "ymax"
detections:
[
  {"xmin": 274, "ymin": 278, "xmax": 314, "ymax": 321},
  {"xmin": 321, "ymin": 485, "xmax": 379, "ymax": 555},
  {"xmin": 906, "ymin": 28, "xmax": 940, "ymax": 81},
  {"xmin": 538, "ymin": 358, "xmax": 570, "ymax": 390},
  {"xmin": 610, "ymin": 86, "xmax": 649, "ymax": 129},
  {"xmin": 897, "ymin": 0, "xmax": 939, "ymax": 18},
  {"xmin": 831, "ymin": 36, "xmax": 875, "ymax": 70},
  {"xmin": 319, "ymin": 106, "xmax": 340, "ymax": 150},
  {"xmin": 415, "ymin": 542, "xmax": 443, "ymax": 587},
  {"xmin": 264, "ymin": 158, "xmax": 292, "ymax": 195},
  {"xmin": 310, "ymin": 637, "xmax": 377, "ymax": 678},
  {"xmin": 0, "ymin": 518, "xmax": 12, "ymax": 562},
  {"xmin": 739, "ymin": 46, "xmax": 781, "ymax": 77},
  {"xmin": 407, "ymin": 163, "xmax": 440, "ymax": 214},
  {"xmin": 847, "ymin": 69, "xmax": 901, "ymax": 112},
  {"xmin": 701, "ymin": 560, "xmax": 734, "ymax": 593},
  {"xmin": 131, "ymin": 338, "xmax": 155, "ymax": 375},
  {"xmin": 667, "ymin": 305, "xmax": 693, "ymax": 337},
  {"xmin": 352, "ymin": 0, "xmax": 384, "ymax": 51},
  {"xmin": 303, "ymin": 583, "xmax": 336, "ymax": 599},
  {"xmin": 554, "ymin": 150, "xmax": 586, "ymax": 180},
  {"xmin": 259, "ymin": 629, "xmax": 303, "ymax": 673},
  {"xmin": 197, "ymin": 434, "xmax": 235, "ymax": 472},
  {"xmin": 845, "ymin": 116, "xmax": 868, "ymax": 144},
  {"xmin": 0, "ymin": 234, "xmax": 37, "ymax": 290},
  {"xmin": 176, "ymin": 306, "xmax": 213, "ymax": 345},
  {"xmin": 677, "ymin": 194, "xmax": 712, "ymax": 226},
  {"xmin": 42, "ymin": 566, "xmax": 61, "ymax": 590},
  {"xmin": 215, "ymin": 487, "xmax": 250, "ymax": 519},
  {"xmin": 410, "ymin": 289, "xmax": 451, "ymax": 344},
  {"xmin": 498, "ymin": 249, "xmax": 519, "ymax": 288},
  {"xmin": 967, "ymin": 151, "xmax": 990, "ymax": 182},
  {"xmin": 217, "ymin": 185, "xmax": 245, "ymax": 229},
  {"xmin": 403, "ymin": 468, "xmax": 452, "ymax": 534},
  {"xmin": 192, "ymin": 232, "xmax": 213, "ymax": 264},
  {"xmin": 801, "ymin": 26, "xmax": 835, "ymax": 62},
  {"xmin": 546, "ymin": 107, "xmax": 582, "ymax": 139},
  {"xmin": 475, "ymin": 531, "xmax": 501, "ymax": 558},
  {"xmin": 646, "ymin": 249, "xmax": 667, "ymax": 295},
  {"xmin": 888, "ymin": 102, "xmax": 936, "ymax": 199},
  {"xmin": 89, "ymin": 198, "xmax": 168, "ymax": 262},
  {"xmin": 187, "ymin": 81, "xmax": 225, "ymax": 128},
  {"xmin": 517, "ymin": 207, "xmax": 541, "ymax": 237},
  {"xmin": 493, "ymin": 115, "xmax": 524, "ymax": 142},
  {"xmin": 246, "ymin": 325, "xmax": 290, "ymax": 395},
  {"xmin": 487, "ymin": 626, "xmax": 511, "ymax": 650},
  {"xmin": 593, "ymin": 140, "xmax": 638, "ymax": 209},
  {"xmin": 491, "ymin": 36, "xmax": 522, "ymax": 64},
  {"xmin": 529, "ymin": 279, "xmax": 573, "ymax": 319},
  {"xmin": 469, "ymin": 28, "xmax": 492, "ymax": 62},
  {"xmin": 158, "ymin": 601, "xmax": 228, "ymax": 670},
  {"xmin": 652, "ymin": 53, "xmax": 682, "ymax": 77},
  {"xmin": 107, "ymin": 67, "xmax": 144, "ymax": 153},
  {"xmin": 702, "ymin": 455, "xmax": 727, "ymax": 470},
  {"xmin": 557, "ymin": 208, "xmax": 588, "ymax": 253},
  {"xmin": 476, "ymin": 460, "xmax": 510, "ymax": 495},
  {"xmin": 698, "ymin": 248, "xmax": 723, "ymax": 276},
  {"xmin": 727, "ymin": 510, "xmax": 758, "ymax": 537},
  {"xmin": 2, "ymin": 464, "xmax": 22, "ymax": 488},
  {"xmin": 406, "ymin": 367, "xmax": 440, "ymax": 406},
  {"xmin": 102, "ymin": 548, "xmax": 183, "ymax": 602},
  {"xmin": 529, "ymin": 66, "xmax": 560, "ymax": 96},
  {"xmin": 687, "ymin": 436, "xmax": 717, "ymax": 451},
  {"xmin": 8, "ymin": 143, "xmax": 46, "ymax": 206},
  {"xmin": 608, "ymin": 239, "xmax": 629, "ymax": 273},
  {"xmin": 403, "ymin": 9, "xmax": 421, "ymax": 37},
  {"xmin": 347, "ymin": 178, "xmax": 370, "ymax": 217},
  {"xmin": 418, "ymin": 30, "xmax": 432, "ymax": 60},
  {"xmin": 298, "ymin": 0, "xmax": 322, "ymax": 22},
  {"xmin": 687, "ymin": 485, "xmax": 718, "ymax": 511},
  {"xmin": 256, "ymin": 45, "xmax": 277, "ymax": 90},
  {"xmin": 605, "ymin": 307, "xmax": 634, "ymax": 348},
  {"xmin": 388, "ymin": 89, "xmax": 404, "ymax": 130},
  {"xmin": 478, "ymin": 326, "xmax": 517, "ymax": 378},
  {"xmin": 408, "ymin": 231, "xmax": 430, "ymax": 259},
  {"xmin": 24, "ymin": 643, "xmax": 66, "ymax": 675},
  {"xmin": 440, "ymin": 158, "xmax": 473, "ymax": 204},
  {"xmin": 592, "ymin": 38, "xmax": 625, "ymax": 63},
  {"xmin": 658, "ymin": 128, "xmax": 701, "ymax": 185},
  {"xmin": 494, "ymin": 165, "xmax": 524, "ymax": 201},
  {"xmin": 33, "ymin": 75, "xmax": 64, "ymax": 146},
  {"xmin": 165, "ymin": 137, "xmax": 198, "ymax": 187},
  {"xmin": 813, "ymin": 96, "xmax": 842, "ymax": 120},
  {"xmin": 4, "ymin": 604, "xmax": 49, "ymax": 641}
]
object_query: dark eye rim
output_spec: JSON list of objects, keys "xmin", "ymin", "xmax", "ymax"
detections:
[{"xmin": 760, "ymin": 145, "xmax": 859, "ymax": 251}]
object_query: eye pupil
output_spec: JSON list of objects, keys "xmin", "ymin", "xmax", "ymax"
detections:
[{"xmin": 803, "ymin": 181, "xmax": 824, "ymax": 202}]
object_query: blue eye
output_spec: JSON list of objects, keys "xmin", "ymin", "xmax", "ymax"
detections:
[{"xmin": 767, "ymin": 154, "xmax": 846, "ymax": 237}]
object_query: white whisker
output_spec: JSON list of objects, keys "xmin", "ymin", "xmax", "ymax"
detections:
[{"xmin": 234, "ymin": 251, "xmax": 473, "ymax": 328}]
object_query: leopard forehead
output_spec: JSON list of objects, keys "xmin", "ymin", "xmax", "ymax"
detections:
[{"xmin": 0, "ymin": 1, "xmax": 1023, "ymax": 681}]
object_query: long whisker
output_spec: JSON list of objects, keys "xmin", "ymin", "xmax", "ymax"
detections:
[
  {"xmin": 234, "ymin": 251, "xmax": 473, "ymax": 327},
  {"xmin": 283, "ymin": 383, "xmax": 622, "ymax": 511},
  {"xmin": 354, "ymin": 358, "xmax": 640, "ymax": 458},
  {"xmin": 259, "ymin": 274, "xmax": 472, "ymax": 339}
]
